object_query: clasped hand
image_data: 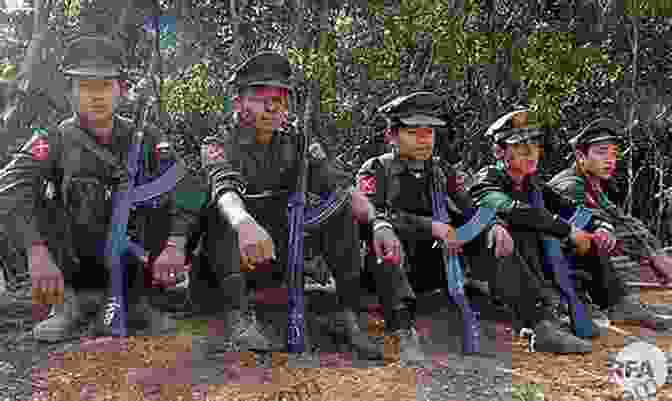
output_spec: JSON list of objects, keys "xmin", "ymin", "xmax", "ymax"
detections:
[{"xmin": 237, "ymin": 220, "xmax": 276, "ymax": 271}]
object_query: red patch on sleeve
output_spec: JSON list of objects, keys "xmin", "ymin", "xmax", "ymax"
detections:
[
  {"xmin": 206, "ymin": 143, "xmax": 226, "ymax": 162},
  {"xmin": 155, "ymin": 142, "xmax": 171, "ymax": 160},
  {"xmin": 358, "ymin": 175, "xmax": 376, "ymax": 195},
  {"xmin": 30, "ymin": 138, "xmax": 49, "ymax": 161}
]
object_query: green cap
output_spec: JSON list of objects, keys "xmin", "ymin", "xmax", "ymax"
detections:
[
  {"xmin": 376, "ymin": 92, "xmax": 446, "ymax": 128},
  {"xmin": 62, "ymin": 36, "xmax": 125, "ymax": 78},
  {"xmin": 569, "ymin": 118, "xmax": 623, "ymax": 148},
  {"xmin": 227, "ymin": 52, "xmax": 292, "ymax": 90},
  {"xmin": 486, "ymin": 109, "xmax": 544, "ymax": 144}
]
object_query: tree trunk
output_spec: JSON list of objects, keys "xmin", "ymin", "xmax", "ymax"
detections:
[
  {"xmin": 624, "ymin": 16, "xmax": 639, "ymax": 215},
  {"xmin": 17, "ymin": 0, "xmax": 52, "ymax": 92},
  {"xmin": 230, "ymin": 0, "xmax": 248, "ymax": 66}
]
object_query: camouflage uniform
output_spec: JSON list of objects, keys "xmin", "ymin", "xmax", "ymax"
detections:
[
  {"xmin": 469, "ymin": 109, "xmax": 594, "ymax": 353},
  {"xmin": 549, "ymin": 118, "xmax": 672, "ymax": 331},
  {"xmin": 189, "ymin": 52, "xmax": 381, "ymax": 358},
  {"xmin": 356, "ymin": 92, "xmax": 486, "ymax": 363},
  {"xmin": 0, "ymin": 36, "xmax": 183, "ymax": 341}
]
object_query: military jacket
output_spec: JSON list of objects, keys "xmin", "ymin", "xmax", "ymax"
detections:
[
  {"xmin": 547, "ymin": 167, "xmax": 617, "ymax": 233},
  {"xmin": 0, "ymin": 114, "xmax": 179, "ymax": 261},
  {"xmin": 469, "ymin": 165, "xmax": 580, "ymax": 237},
  {"xmin": 201, "ymin": 124, "xmax": 354, "ymax": 219},
  {"xmin": 356, "ymin": 153, "xmax": 474, "ymax": 238}
]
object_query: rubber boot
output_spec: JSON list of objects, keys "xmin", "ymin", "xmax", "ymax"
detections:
[
  {"xmin": 330, "ymin": 308, "xmax": 384, "ymax": 360},
  {"xmin": 530, "ymin": 318, "xmax": 593, "ymax": 354},
  {"xmin": 33, "ymin": 286, "xmax": 103, "ymax": 342},
  {"xmin": 204, "ymin": 308, "xmax": 279, "ymax": 356},
  {"xmin": 608, "ymin": 294, "xmax": 672, "ymax": 331},
  {"xmin": 384, "ymin": 306, "xmax": 426, "ymax": 366}
]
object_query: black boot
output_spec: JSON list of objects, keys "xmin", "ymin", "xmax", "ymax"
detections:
[
  {"xmin": 330, "ymin": 308, "xmax": 384, "ymax": 360},
  {"xmin": 385, "ymin": 306, "xmax": 426, "ymax": 366},
  {"xmin": 204, "ymin": 308, "xmax": 280, "ymax": 356},
  {"xmin": 529, "ymin": 307, "xmax": 593, "ymax": 354},
  {"xmin": 608, "ymin": 294, "xmax": 672, "ymax": 331}
]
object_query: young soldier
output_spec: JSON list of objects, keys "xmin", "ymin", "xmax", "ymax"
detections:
[
  {"xmin": 548, "ymin": 118, "xmax": 672, "ymax": 330},
  {"xmin": 192, "ymin": 52, "xmax": 382, "ymax": 358},
  {"xmin": 0, "ymin": 36, "xmax": 189, "ymax": 342},
  {"xmin": 356, "ymin": 92, "xmax": 515, "ymax": 364},
  {"xmin": 469, "ymin": 108, "xmax": 598, "ymax": 353}
]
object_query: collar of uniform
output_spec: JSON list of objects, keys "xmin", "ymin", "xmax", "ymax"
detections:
[
  {"xmin": 390, "ymin": 157, "xmax": 426, "ymax": 175},
  {"xmin": 235, "ymin": 126, "xmax": 285, "ymax": 147},
  {"xmin": 499, "ymin": 167, "xmax": 543, "ymax": 192},
  {"xmin": 235, "ymin": 126, "xmax": 258, "ymax": 145},
  {"xmin": 73, "ymin": 114, "xmax": 124, "ymax": 140}
]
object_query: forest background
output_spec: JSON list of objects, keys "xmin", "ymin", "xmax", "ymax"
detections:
[{"xmin": 1, "ymin": 0, "xmax": 672, "ymax": 241}]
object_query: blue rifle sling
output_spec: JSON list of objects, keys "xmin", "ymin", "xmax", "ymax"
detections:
[
  {"xmin": 530, "ymin": 189, "xmax": 593, "ymax": 338},
  {"xmin": 104, "ymin": 132, "xmax": 143, "ymax": 337}
]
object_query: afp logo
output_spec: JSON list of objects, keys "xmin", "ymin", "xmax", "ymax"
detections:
[{"xmin": 607, "ymin": 341, "xmax": 668, "ymax": 400}]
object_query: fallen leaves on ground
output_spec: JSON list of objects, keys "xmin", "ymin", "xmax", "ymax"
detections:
[
  {"xmin": 32, "ymin": 289, "xmax": 672, "ymax": 401},
  {"xmin": 512, "ymin": 289, "xmax": 672, "ymax": 401}
]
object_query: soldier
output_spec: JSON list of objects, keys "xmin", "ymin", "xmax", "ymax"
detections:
[
  {"xmin": 548, "ymin": 118, "xmax": 672, "ymax": 330},
  {"xmin": 469, "ymin": 108, "xmax": 600, "ymax": 353},
  {"xmin": 356, "ymin": 92, "xmax": 515, "ymax": 364},
  {"xmin": 190, "ymin": 52, "xmax": 382, "ymax": 358},
  {"xmin": 0, "ymin": 36, "xmax": 189, "ymax": 342}
]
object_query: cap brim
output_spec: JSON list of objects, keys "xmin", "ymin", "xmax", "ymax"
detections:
[
  {"xmin": 399, "ymin": 114, "xmax": 446, "ymax": 127},
  {"xmin": 569, "ymin": 134, "xmax": 619, "ymax": 147},
  {"xmin": 64, "ymin": 67, "xmax": 121, "ymax": 78},
  {"xmin": 586, "ymin": 135, "xmax": 619, "ymax": 145},
  {"xmin": 502, "ymin": 130, "xmax": 544, "ymax": 144},
  {"xmin": 244, "ymin": 80, "xmax": 293, "ymax": 89}
]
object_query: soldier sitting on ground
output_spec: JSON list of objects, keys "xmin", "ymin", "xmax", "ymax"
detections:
[
  {"xmin": 0, "ymin": 36, "xmax": 189, "ymax": 342},
  {"xmin": 469, "ymin": 108, "xmax": 601, "ymax": 353},
  {"xmin": 188, "ymin": 52, "xmax": 382, "ymax": 359},
  {"xmin": 548, "ymin": 118, "xmax": 672, "ymax": 331},
  {"xmin": 356, "ymin": 91, "xmax": 515, "ymax": 364}
]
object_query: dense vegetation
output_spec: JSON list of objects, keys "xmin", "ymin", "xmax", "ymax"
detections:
[{"xmin": 2, "ymin": 0, "xmax": 672, "ymax": 240}]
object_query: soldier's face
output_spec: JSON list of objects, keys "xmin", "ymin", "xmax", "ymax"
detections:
[
  {"xmin": 505, "ymin": 141, "xmax": 542, "ymax": 177},
  {"xmin": 578, "ymin": 141, "xmax": 618, "ymax": 179},
  {"xmin": 397, "ymin": 126, "xmax": 434, "ymax": 160},
  {"xmin": 234, "ymin": 86, "xmax": 289, "ymax": 144},
  {"xmin": 75, "ymin": 79, "xmax": 118, "ymax": 125}
]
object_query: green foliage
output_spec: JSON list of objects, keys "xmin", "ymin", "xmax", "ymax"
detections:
[
  {"xmin": 161, "ymin": 63, "xmax": 228, "ymax": 114},
  {"xmin": 512, "ymin": 382, "xmax": 545, "ymax": 401},
  {"xmin": 348, "ymin": 0, "xmax": 624, "ymax": 127},
  {"xmin": 0, "ymin": 64, "xmax": 16, "ymax": 80},
  {"xmin": 63, "ymin": 0, "xmax": 81, "ymax": 18},
  {"xmin": 287, "ymin": 30, "xmax": 337, "ymax": 114},
  {"xmin": 512, "ymin": 32, "xmax": 623, "ymax": 126},
  {"xmin": 176, "ymin": 318, "xmax": 209, "ymax": 336},
  {"xmin": 625, "ymin": 0, "xmax": 672, "ymax": 16}
]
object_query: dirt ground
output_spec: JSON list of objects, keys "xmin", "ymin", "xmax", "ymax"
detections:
[
  {"xmin": 511, "ymin": 289, "xmax": 672, "ymax": 401},
  {"xmin": 8, "ymin": 287, "xmax": 672, "ymax": 401}
]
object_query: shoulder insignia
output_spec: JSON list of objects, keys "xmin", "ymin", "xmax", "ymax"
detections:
[
  {"xmin": 202, "ymin": 142, "xmax": 226, "ymax": 163},
  {"xmin": 358, "ymin": 175, "xmax": 376, "ymax": 195},
  {"xmin": 30, "ymin": 128, "xmax": 50, "ymax": 161}
]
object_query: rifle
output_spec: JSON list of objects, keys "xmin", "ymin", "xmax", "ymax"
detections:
[
  {"xmin": 287, "ymin": 112, "xmax": 309, "ymax": 353},
  {"xmin": 103, "ymin": 115, "xmax": 146, "ymax": 337},
  {"xmin": 538, "ymin": 204, "xmax": 594, "ymax": 339},
  {"xmin": 431, "ymin": 194, "xmax": 495, "ymax": 354},
  {"xmin": 100, "ymin": 88, "xmax": 186, "ymax": 336}
]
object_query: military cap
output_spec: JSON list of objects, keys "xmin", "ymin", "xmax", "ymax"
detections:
[
  {"xmin": 62, "ymin": 36, "xmax": 125, "ymax": 78},
  {"xmin": 228, "ymin": 52, "xmax": 293, "ymax": 89},
  {"xmin": 485, "ymin": 109, "xmax": 543, "ymax": 144},
  {"xmin": 569, "ymin": 118, "xmax": 623, "ymax": 148},
  {"xmin": 377, "ymin": 91, "xmax": 446, "ymax": 127}
]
